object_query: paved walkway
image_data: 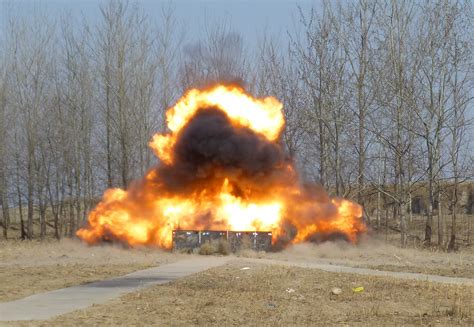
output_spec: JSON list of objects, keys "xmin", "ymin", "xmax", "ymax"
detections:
[
  {"xmin": 0, "ymin": 256, "xmax": 230, "ymax": 321},
  {"xmin": 244, "ymin": 258, "xmax": 474, "ymax": 286}
]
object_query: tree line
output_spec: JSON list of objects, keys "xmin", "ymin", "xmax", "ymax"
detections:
[{"xmin": 0, "ymin": 0, "xmax": 472, "ymax": 249}]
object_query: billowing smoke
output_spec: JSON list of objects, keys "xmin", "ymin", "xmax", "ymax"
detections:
[{"xmin": 156, "ymin": 107, "xmax": 287, "ymax": 191}]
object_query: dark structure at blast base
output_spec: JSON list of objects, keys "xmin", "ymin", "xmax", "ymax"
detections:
[{"xmin": 172, "ymin": 230, "xmax": 272, "ymax": 252}]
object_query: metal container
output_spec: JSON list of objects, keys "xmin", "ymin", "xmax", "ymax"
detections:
[{"xmin": 172, "ymin": 230, "xmax": 272, "ymax": 252}]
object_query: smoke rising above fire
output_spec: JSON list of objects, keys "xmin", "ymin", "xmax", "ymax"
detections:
[
  {"xmin": 77, "ymin": 84, "xmax": 366, "ymax": 248},
  {"xmin": 160, "ymin": 108, "xmax": 285, "ymax": 189}
]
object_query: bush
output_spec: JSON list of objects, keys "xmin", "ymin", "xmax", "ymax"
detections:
[
  {"xmin": 241, "ymin": 234, "xmax": 252, "ymax": 250},
  {"xmin": 198, "ymin": 241, "xmax": 216, "ymax": 255},
  {"xmin": 216, "ymin": 239, "xmax": 231, "ymax": 255}
]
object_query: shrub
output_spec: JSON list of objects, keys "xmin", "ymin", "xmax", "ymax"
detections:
[
  {"xmin": 198, "ymin": 241, "xmax": 216, "ymax": 255},
  {"xmin": 241, "ymin": 234, "xmax": 252, "ymax": 250},
  {"xmin": 217, "ymin": 239, "xmax": 231, "ymax": 255}
]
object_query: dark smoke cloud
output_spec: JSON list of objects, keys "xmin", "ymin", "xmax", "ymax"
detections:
[{"xmin": 156, "ymin": 107, "xmax": 286, "ymax": 190}]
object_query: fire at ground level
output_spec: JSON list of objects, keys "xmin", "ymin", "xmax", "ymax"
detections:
[
  {"xmin": 76, "ymin": 84, "xmax": 366, "ymax": 249},
  {"xmin": 172, "ymin": 229, "xmax": 360, "ymax": 253}
]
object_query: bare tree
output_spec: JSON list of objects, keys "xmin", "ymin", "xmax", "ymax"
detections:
[
  {"xmin": 290, "ymin": 4, "xmax": 336, "ymax": 187},
  {"xmin": 93, "ymin": 0, "xmax": 159, "ymax": 188},
  {"xmin": 179, "ymin": 20, "xmax": 249, "ymax": 90},
  {"xmin": 5, "ymin": 10, "xmax": 57, "ymax": 239},
  {"xmin": 257, "ymin": 36, "xmax": 306, "ymax": 161},
  {"xmin": 445, "ymin": 1, "xmax": 473, "ymax": 251},
  {"xmin": 342, "ymin": 0, "xmax": 377, "ymax": 214},
  {"xmin": 0, "ymin": 48, "xmax": 10, "ymax": 239},
  {"xmin": 367, "ymin": 0, "xmax": 420, "ymax": 247}
]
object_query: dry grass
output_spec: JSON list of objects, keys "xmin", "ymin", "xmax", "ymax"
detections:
[
  {"xmin": 0, "ymin": 239, "xmax": 175, "ymax": 265},
  {"xmin": 369, "ymin": 213, "xmax": 472, "ymax": 250},
  {"xmin": 198, "ymin": 240, "xmax": 230, "ymax": 256},
  {"xmin": 198, "ymin": 241, "xmax": 216, "ymax": 255},
  {"xmin": 0, "ymin": 239, "xmax": 180, "ymax": 302},
  {"xmin": 216, "ymin": 239, "xmax": 231, "ymax": 255},
  {"xmin": 19, "ymin": 262, "xmax": 473, "ymax": 326},
  {"xmin": 0, "ymin": 263, "xmax": 152, "ymax": 302},
  {"xmin": 268, "ymin": 237, "xmax": 474, "ymax": 278}
]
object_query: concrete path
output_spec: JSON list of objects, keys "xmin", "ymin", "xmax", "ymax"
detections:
[
  {"xmin": 0, "ymin": 256, "xmax": 230, "ymax": 321},
  {"xmin": 245, "ymin": 258, "xmax": 474, "ymax": 286}
]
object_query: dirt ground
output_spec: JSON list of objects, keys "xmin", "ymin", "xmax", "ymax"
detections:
[
  {"xmin": 0, "ymin": 239, "xmax": 181, "ymax": 301},
  {"xmin": 12, "ymin": 262, "xmax": 472, "ymax": 326},
  {"xmin": 263, "ymin": 234, "xmax": 474, "ymax": 278}
]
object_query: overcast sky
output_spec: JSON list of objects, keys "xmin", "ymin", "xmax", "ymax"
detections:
[{"xmin": 0, "ymin": 0, "xmax": 317, "ymax": 47}]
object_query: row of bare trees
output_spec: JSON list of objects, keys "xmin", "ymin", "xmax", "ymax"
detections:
[
  {"xmin": 259, "ymin": 0, "xmax": 473, "ymax": 249},
  {"xmin": 0, "ymin": 0, "xmax": 472, "ymax": 249}
]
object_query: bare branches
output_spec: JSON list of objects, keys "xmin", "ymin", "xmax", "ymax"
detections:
[{"xmin": 0, "ymin": 0, "xmax": 472, "ymax": 248}]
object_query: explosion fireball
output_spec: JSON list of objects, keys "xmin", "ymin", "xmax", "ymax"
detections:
[{"xmin": 77, "ymin": 84, "xmax": 366, "ymax": 249}]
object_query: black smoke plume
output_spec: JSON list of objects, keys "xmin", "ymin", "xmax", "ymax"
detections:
[{"xmin": 156, "ymin": 107, "xmax": 287, "ymax": 191}]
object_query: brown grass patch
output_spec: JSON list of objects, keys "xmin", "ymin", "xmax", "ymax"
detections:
[
  {"xmin": 269, "ymin": 238, "xmax": 474, "ymax": 278},
  {"xmin": 0, "ymin": 239, "xmax": 180, "ymax": 302}
]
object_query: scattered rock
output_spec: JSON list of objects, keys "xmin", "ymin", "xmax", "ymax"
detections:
[
  {"xmin": 331, "ymin": 287, "xmax": 342, "ymax": 295},
  {"xmin": 266, "ymin": 302, "xmax": 277, "ymax": 309},
  {"xmin": 293, "ymin": 294, "xmax": 305, "ymax": 301}
]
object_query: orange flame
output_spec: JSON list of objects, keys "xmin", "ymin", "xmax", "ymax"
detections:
[
  {"xmin": 77, "ymin": 84, "xmax": 365, "ymax": 249},
  {"xmin": 149, "ymin": 85, "xmax": 284, "ymax": 165}
]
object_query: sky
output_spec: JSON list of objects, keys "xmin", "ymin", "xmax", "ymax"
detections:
[{"xmin": 0, "ymin": 0, "xmax": 317, "ymax": 47}]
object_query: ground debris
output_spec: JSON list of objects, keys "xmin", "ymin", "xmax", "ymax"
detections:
[
  {"xmin": 331, "ymin": 287, "xmax": 342, "ymax": 295},
  {"xmin": 265, "ymin": 302, "xmax": 277, "ymax": 309},
  {"xmin": 352, "ymin": 286, "xmax": 364, "ymax": 293}
]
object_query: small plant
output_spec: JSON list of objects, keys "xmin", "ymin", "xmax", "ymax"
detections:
[
  {"xmin": 241, "ymin": 234, "xmax": 252, "ymax": 250},
  {"xmin": 217, "ymin": 239, "xmax": 231, "ymax": 255},
  {"xmin": 198, "ymin": 241, "xmax": 216, "ymax": 255}
]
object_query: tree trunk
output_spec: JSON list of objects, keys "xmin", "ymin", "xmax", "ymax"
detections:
[
  {"xmin": 376, "ymin": 189, "xmax": 381, "ymax": 230},
  {"xmin": 0, "ymin": 168, "xmax": 9, "ymax": 239},
  {"xmin": 318, "ymin": 117, "xmax": 326, "ymax": 187},
  {"xmin": 447, "ymin": 182, "xmax": 458, "ymax": 251},
  {"xmin": 425, "ymin": 175, "xmax": 434, "ymax": 245},
  {"xmin": 400, "ymin": 201, "xmax": 407, "ymax": 248},
  {"xmin": 27, "ymin": 144, "xmax": 35, "ymax": 240},
  {"xmin": 357, "ymin": 92, "xmax": 365, "ymax": 216},
  {"xmin": 437, "ymin": 189, "xmax": 445, "ymax": 247},
  {"xmin": 334, "ymin": 131, "xmax": 341, "ymax": 197},
  {"xmin": 68, "ymin": 176, "xmax": 75, "ymax": 237},
  {"xmin": 105, "ymin": 61, "xmax": 113, "ymax": 188},
  {"xmin": 39, "ymin": 190, "xmax": 46, "ymax": 239}
]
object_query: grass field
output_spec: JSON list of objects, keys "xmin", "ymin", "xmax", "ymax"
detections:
[
  {"xmin": 265, "ymin": 236, "xmax": 474, "ymax": 278},
  {"xmin": 0, "ymin": 239, "xmax": 181, "ymax": 302},
  {"xmin": 9, "ymin": 262, "xmax": 473, "ymax": 326},
  {"xmin": 1, "ymin": 216, "xmax": 473, "ymax": 326}
]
